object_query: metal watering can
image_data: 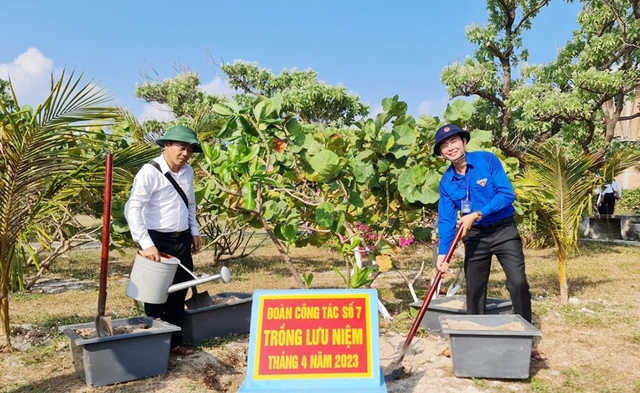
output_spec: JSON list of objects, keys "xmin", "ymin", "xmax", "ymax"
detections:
[{"xmin": 125, "ymin": 252, "xmax": 231, "ymax": 304}]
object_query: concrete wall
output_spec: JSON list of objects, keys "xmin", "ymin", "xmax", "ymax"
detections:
[
  {"xmin": 580, "ymin": 215, "xmax": 640, "ymax": 241},
  {"xmin": 613, "ymin": 86, "xmax": 640, "ymax": 189}
]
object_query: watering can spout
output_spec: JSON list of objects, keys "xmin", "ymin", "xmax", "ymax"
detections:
[{"xmin": 167, "ymin": 266, "xmax": 232, "ymax": 294}]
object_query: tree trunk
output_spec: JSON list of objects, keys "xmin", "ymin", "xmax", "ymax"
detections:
[
  {"xmin": 0, "ymin": 287, "xmax": 10, "ymax": 351},
  {"xmin": 558, "ymin": 254, "xmax": 569, "ymax": 304},
  {"xmin": 258, "ymin": 216, "xmax": 305, "ymax": 288}
]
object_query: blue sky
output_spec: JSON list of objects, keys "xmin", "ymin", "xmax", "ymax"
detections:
[{"xmin": 1, "ymin": 0, "xmax": 582, "ymax": 121}]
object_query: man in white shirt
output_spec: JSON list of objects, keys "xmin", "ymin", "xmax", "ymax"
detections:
[
  {"xmin": 125, "ymin": 125, "xmax": 202, "ymax": 356},
  {"xmin": 597, "ymin": 179, "xmax": 622, "ymax": 215}
]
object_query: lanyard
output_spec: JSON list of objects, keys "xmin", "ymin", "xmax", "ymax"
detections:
[
  {"xmin": 464, "ymin": 167, "xmax": 470, "ymax": 201},
  {"xmin": 460, "ymin": 167, "xmax": 472, "ymax": 215}
]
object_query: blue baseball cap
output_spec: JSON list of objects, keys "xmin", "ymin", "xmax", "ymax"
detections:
[{"xmin": 433, "ymin": 124, "xmax": 470, "ymax": 155}]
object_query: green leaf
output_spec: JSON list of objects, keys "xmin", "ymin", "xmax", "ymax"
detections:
[
  {"xmin": 262, "ymin": 200, "xmax": 287, "ymax": 220},
  {"xmin": 373, "ymin": 238, "xmax": 395, "ymax": 256},
  {"xmin": 353, "ymin": 162, "xmax": 375, "ymax": 183},
  {"xmin": 242, "ymin": 182, "xmax": 256, "ymax": 210},
  {"xmin": 253, "ymin": 100, "xmax": 266, "ymax": 121},
  {"xmin": 343, "ymin": 235, "xmax": 361, "ymax": 254},
  {"xmin": 214, "ymin": 103, "xmax": 234, "ymax": 116},
  {"xmin": 308, "ymin": 150, "xmax": 342, "ymax": 182},
  {"xmin": 417, "ymin": 114, "xmax": 438, "ymax": 130},
  {"xmin": 397, "ymin": 165, "xmax": 441, "ymax": 204},
  {"xmin": 391, "ymin": 124, "xmax": 416, "ymax": 146},
  {"xmin": 333, "ymin": 266, "xmax": 347, "ymax": 286},
  {"xmin": 389, "ymin": 147, "xmax": 411, "ymax": 159},
  {"xmin": 413, "ymin": 226, "xmax": 433, "ymax": 240},
  {"xmin": 238, "ymin": 144, "xmax": 260, "ymax": 164},
  {"xmin": 270, "ymin": 93, "xmax": 283, "ymax": 114},
  {"xmin": 348, "ymin": 190, "xmax": 364, "ymax": 208},
  {"xmin": 315, "ymin": 202, "xmax": 335, "ymax": 228},
  {"xmin": 382, "ymin": 133, "xmax": 395, "ymax": 153},
  {"xmin": 444, "ymin": 99, "xmax": 473, "ymax": 122},
  {"xmin": 330, "ymin": 210, "xmax": 346, "ymax": 233},
  {"xmin": 349, "ymin": 263, "xmax": 378, "ymax": 288},
  {"xmin": 281, "ymin": 221, "xmax": 299, "ymax": 243}
]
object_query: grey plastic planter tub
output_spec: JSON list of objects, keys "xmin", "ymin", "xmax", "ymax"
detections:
[
  {"xmin": 439, "ymin": 314, "xmax": 542, "ymax": 379},
  {"xmin": 409, "ymin": 295, "xmax": 513, "ymax": 337},
  {"xmin": 59, "ymin": 316, "xmax": 180, "ymax": 386},
  {"xmin": 183, "ymin": 291, "xmax": 252, "ymax": 345}
]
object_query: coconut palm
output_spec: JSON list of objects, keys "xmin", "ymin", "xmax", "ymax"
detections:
[
  {"xmin": 0, "ymin": 70, "xmax": 121, "ymax": 350},
  {"xmin": 519, "ymin": 140, "xmax": 640, "ymax": 304}
]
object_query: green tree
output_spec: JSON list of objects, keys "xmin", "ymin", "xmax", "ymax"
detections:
[
  {"xmin": 0, "ymin": 71, "xmax": 121, "ymax": 349},
  {"xmin": 518, "ymin": 143, "xmax": 640, "ymax": 303},
  {"xmin": 222, "ymin": 60, "xmax": 369, "ymax": 127},
  {"xmin": 200, "ymin": 94, "xmax": 498, "ymax": 291},
  {"xmin": 136, "ymin": 72, "xmax": 224, "ymax": 119},
  {"xmin": 0, "ymin": 79, "xmax": 16, "ymax": 112},
  {"xmin": 442, "ymin": 0, "xmax": 640, "ymax": 163}
]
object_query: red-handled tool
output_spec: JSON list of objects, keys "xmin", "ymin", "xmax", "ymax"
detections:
[
  {"xmin": 96, "ymin": 152, "xmax": 113, "ymax": 337},
  {"xmin": 383, "ymin": 225, "xmax": 465, "ymax": 382}
]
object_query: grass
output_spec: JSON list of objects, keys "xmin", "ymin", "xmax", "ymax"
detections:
[{"xmin": 4, "ymin": 239, "xmax": 640, "ymax": 392}]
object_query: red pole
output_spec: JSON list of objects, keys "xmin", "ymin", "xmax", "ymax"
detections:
[{"xmin": 97, "ymin": 153, "xmax": 112, "ymax": 317}]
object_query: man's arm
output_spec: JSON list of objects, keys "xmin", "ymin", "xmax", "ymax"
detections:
[{"xmin": 124, "ymin": 167, "xmax": 157, "ymax": 256}]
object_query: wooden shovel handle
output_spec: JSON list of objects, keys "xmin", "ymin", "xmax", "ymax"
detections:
[
  {"xmin": 97, "ymin": 153, "xmax": 112, "ymax": 316},
  {"xmin": 400, "ymin": 225, "xmax": 465, "ymax": 351}
]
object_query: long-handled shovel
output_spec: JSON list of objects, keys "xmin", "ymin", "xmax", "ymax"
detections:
[
  {"xmin": 96, "ymin": 152, "xmax": 113, "ymax": 337},
  {"xmin": 383, "ymin": 225, "xmax": 465, "ymax": 382}
]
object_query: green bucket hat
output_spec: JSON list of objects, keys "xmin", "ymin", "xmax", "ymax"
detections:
[{"xmin": 155, "ymin": 126, "xmax": 202, "ymax": 153}]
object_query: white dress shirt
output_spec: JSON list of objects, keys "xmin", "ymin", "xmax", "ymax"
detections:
[
  {"xmin": 125, "ymin": 154, "xmax": 200, "ymax": 250},
  {"xmin": 597, "ymin": 180, "xmax": 622, "ymax": 204}
]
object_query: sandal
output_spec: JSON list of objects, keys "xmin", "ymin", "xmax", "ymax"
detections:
[
  {"xmin": 171, "ymin": 345, "xmax": 195, "ymax": 356},
  {"xmin": 531, "ymin": 348, "xmax": 546, "ymax": 361}
]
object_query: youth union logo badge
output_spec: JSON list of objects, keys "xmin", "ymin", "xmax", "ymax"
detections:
[{"xmin": 477, "ymin": 178, "xmax": 487, "ymax": 187}]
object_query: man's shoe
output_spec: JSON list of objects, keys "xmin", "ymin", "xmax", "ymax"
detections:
[
  {"xmin": 531, "ymin": 347, "xmax": 546, "ymax": 361},
  {"xmin": 171, "ymin": 345, "xmax": 194, "ymax": 356}
]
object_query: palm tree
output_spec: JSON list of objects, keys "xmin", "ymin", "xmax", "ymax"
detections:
[
  {"xmin": 519, "ymin": 140, "xmax": 640, "ymax": 304},
  {"xmin": 0, "ymin": 70, "xmax": 121, "ymax": 350}
]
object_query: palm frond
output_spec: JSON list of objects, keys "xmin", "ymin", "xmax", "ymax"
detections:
[
  {"xmin": 522, "ymin": 140, "xmax": 599, "ymax": 256},
  {"xmin": 0, "ymin": 70, "xmax": 119, "ymax": 277}
]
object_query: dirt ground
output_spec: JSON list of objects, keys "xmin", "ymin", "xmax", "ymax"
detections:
[
  {"xmin": 2, "ymin": 241, "xmax": 640, "ymax": 392},
  {"xmin": 2, "ymin": 323, "xmax": 539, "ymax": 393}
]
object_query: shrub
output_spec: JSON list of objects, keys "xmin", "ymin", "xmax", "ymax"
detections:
[{"xmin": 616, "ymin": 187, "xmax": 640, "ymax": 215}]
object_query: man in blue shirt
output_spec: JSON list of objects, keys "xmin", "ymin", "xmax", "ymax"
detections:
[{"xmin": 433, "ymin": 124, "xmax": 546, "ymax": 361}]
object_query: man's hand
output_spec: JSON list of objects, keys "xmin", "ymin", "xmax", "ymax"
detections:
[
  {"xmin": 457, "ymin": 212, "xmax": 480, "ymax": 237},
  {"xmin": 436, "ymin": 254, "xmax": 449, "ymax": 273},
  {"xmin": 141, "ymin": 246, "xmax": 161, "ymax": 262},
  {"xmin": 192, "ymin": 235, "xmax": 202, "ymax": 253}
]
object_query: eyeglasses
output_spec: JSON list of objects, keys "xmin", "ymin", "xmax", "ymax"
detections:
[{"xmin": 439, "ymin": 137, "xmax": 462, "ymax": 151}]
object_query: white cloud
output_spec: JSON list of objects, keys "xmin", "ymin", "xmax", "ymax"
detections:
[
  {"xmin": 370, "ymin": 104, "xmax": 384, "ymax": 117},
  {"xmin": 199, "ymin": 75, "xmax": 235, "ymax": 97},
  {"xmin": 139, "ymin": 103, "xmax": 175, "ymax": 121},
  {"xmin": 416, "ymin": 97, "xmax": 450, "ymax": 117},
  {"xmin": 0, "ymin": 48, "xmax": 55, "ymax": 106}
]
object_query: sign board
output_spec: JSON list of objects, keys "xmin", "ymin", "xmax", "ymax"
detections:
[{"xmin": 238, "ymin": 289, "xmax": 387, "ymax": 393}]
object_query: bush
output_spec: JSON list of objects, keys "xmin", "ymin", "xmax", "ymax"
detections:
[{"xmin": 616, "ymin": 187, "xmax": 640, "ymax": 215}]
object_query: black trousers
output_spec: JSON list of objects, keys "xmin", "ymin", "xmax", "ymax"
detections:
[
  {"xmin": 463, "ymin": 219, "xmax": 532, "ymax": 323},
  {"xmin": 598, "ymin": 193, "xmax": 616, "ymax": 215},
  {"xmin": 145, "ymin": 230, "xmax": 193, "ymax": 347}
]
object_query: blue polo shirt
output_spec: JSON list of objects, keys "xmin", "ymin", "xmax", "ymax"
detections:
[{"xmin": 437, "ymin": 151, "xmax": 515, "ymax": 255}]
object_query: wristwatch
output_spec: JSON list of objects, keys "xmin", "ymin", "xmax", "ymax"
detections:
[{"xmin": 475, "ymin": 211, "xmax": 483, "ymax": 222}]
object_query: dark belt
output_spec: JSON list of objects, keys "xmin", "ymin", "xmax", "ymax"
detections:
[
  {"xmin": 475, "ymin": 216, "xmax": 515, "ymax": 230},
  {"xmin": 148, "ymin": 229, "xmax": 191, "ymax": 238}
]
